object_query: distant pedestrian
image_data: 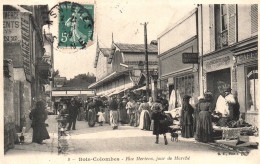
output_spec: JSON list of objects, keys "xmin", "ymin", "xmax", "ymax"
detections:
[
  {"xmin": 109, "ymin": 96, "xmax": 119, "ymax": 129},
  {"xmin": 29, "ymin": 100, "xmax": 50, "ymax": 144},
  {"xmin": 97, "ymin": 108, "xmax": 105, "ymax": 126},
  {"xmin": 139, "ymin": 96, "xmax": 151, "ymax": 130},
  {"xmin": 135, "ymin": 98, "xmax": 142, "ymax": 127},
  {"xmin": 126, "ymin": 98, "xmax": 136, "ymax": 126},
  {"xmin": 180, "ymin": 95, "xmax": 194, "ymax": 138},
  {"xmin": 121, "ymin": 96, "xmax": 128, "ymax": 124},
  {"xmin": 67, "ymin": 98, "xmax": 79, "ymax": 130},
  {"xmin": 87, "ymin": 98, "xmax": 96, "ymax": 127}
]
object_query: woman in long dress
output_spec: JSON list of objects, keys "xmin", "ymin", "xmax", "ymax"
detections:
[
  {"xmin": 180, "ymin": 95, "xmax": 194, "ymax": 138},
  {"xmin": 30, "ymin": 101, "xmax": 50, "ymax": 144},
  {"xmin": 121, "ymin": 97, "xmax": 129, "ymax": 124},
  {"xmin": 196, "ymin": 92, "xmax": 214, "ymax": 143},
  {"xmin": 138, "ymin": 97, "xmax": 151, "ymax": 130}
]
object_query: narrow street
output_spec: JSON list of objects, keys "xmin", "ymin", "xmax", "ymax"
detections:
[{"xmin": 61, "ymin": 120, "xmax": 231, "ymax": 155}]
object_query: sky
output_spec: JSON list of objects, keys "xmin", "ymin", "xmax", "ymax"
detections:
[{"xmin": 44, "ymin": 0, "xmax": 197, "ymax": 79}]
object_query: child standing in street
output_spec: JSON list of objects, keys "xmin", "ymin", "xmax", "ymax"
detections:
[{"xmin": 97, "ymin": 108, "xmax": 105, "ymax": 126}]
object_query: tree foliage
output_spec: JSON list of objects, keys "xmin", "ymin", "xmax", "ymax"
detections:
[
  {"xmin": 65, "ymin": 72, "xmax": 96, "ymax": 88},
  {"xmin": 53, "ymin": 69, "xmax": 60, "ymax": 78}
]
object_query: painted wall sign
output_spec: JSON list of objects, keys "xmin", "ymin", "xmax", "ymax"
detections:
[
  {"xmin": 21, "ymin": 13, "xmax": 31, "ymax": 82},
  {"xmin": 204, "ymin": 54, "xmax": 233, "ymax": 72},
  {"xmin": 182, "ymin": 53, "xmax": 198, "ymax": 64},
  {"xmin": 3, "ymin": 11, "xmax": 21, "ymax": 42}
]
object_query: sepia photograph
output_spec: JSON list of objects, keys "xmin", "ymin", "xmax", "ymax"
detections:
[{"xmin": 1, "ymin": 0, "xmax": 259, "ymax": 163}]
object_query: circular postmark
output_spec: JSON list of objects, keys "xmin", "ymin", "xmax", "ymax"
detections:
[{"xmin": 44, "ymin": 1, "xmax": 95, "ymax": 52}]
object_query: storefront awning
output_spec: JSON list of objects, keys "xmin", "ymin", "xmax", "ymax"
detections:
[{"xmin": 89, "ymin": 70, "xmax": 129, "ymax": 89}]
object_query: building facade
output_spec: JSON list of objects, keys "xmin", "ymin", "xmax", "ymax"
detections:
[
  {"xmin": 198, "ymin": 4, "xmax": 258, "ymax": 126},
  {"xmin": 89, "ymin": 41, "xmax": 158, "ymax": 97},
  {"xmin": 158, "ymin": 8, "xmax": 200, "ymax": 109}
]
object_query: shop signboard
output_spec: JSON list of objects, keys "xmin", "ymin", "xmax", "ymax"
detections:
[
  {"xmin": 237, "ymin": 51, "xmax": 258, "ymax": 64},
  {"xmin": 204, "ymin": 54, "xmax": 234, "ymax": 73},
  {"xmin": 182, "ymin": 53, "xmax": 198, "ymax": 64}
]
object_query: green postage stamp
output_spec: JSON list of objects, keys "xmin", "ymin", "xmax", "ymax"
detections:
[{"xmin": 58, "ymin": 3, "xmax": 94, "ymax": 49}]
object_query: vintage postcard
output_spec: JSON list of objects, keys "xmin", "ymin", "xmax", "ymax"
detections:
[{"xmin": 1, "ymin": 0, "xmax": 259, "ymax": 163}]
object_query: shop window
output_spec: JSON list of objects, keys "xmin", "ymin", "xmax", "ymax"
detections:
[
  {"xmin": 176, "ymin": 75, "xmax": 194, "ymax": 107},
  {"xmin": 246, "ymin": 66, "xmax": 258, "ymax": 112}
]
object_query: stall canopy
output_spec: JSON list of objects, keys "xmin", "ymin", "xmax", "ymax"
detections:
[{"xmin": 134, "ymin": 85, "xmax": 151, "ymax": 91}]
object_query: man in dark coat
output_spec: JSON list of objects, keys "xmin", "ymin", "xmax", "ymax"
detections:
[{"xmin": 67, "ymin": 98, "xmax": 79, "ymax": 130}]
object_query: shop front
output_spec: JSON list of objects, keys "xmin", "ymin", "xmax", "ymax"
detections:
[
  {"xmin": 202, "ymin": 50, "xmax": 234, "ymax": 108},
  {"xmin": 159, "ymin": 36, "xmax": 199, "ymax": 109},
  {"xmin": 232, "ymin": 36, "xmax": 258, "ymax": 127}
]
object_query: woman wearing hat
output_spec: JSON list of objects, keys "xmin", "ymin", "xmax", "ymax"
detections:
[
  {"xmin": 138, "ymin": 96, "xmax": 151, "ymax": 130},
  {"xmin": 151, "ymin": 99, "xmax": 168, "ymax": 145},
  {"xmin": 180, "ymin": 95, "xmax": 194, "ymax": 138},
  {"xmin": 196, "ymin": 92, "xmax": 214, "ymax": 143}
]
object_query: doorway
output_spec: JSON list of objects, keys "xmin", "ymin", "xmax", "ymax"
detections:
[{"xmin": 206, "ymin": 68, "xmax": 231, "ymax": 108}]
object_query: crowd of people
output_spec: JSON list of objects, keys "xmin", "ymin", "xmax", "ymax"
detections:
[
  {"xmin": 26, "ymin": 85, "xmax": 252, "ymax": 147},
  {"xmin": 52, "ymin": 86, "xmax": 242, "ymax": 145}
]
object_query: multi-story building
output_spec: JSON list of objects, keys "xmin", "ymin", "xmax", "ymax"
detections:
[
  {"xmin": 3, "ymin": 5, "xmax": 51, "ymax": 152},
  {"xmin": 198, "ymin": 4, "xmax": 258, "ymax": 126},
  {"xmin": 89, "ymin": 40, "xmax": 158, "ymax": 97}
]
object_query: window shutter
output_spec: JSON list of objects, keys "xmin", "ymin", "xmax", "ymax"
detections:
[
  {"xmin": 228, "ymin": 4, "xmax": 237, "ymax": 45},
  {"xmin": 209, "ymin": 5, "xmax": 215, "ymax": 52},
  {"xmin": 251, "ymin": 4, "xmax": 258, "ymax": 35}
]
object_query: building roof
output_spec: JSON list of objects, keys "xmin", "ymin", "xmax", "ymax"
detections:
[
  {"xmin": 114, "ymin": 43, "xmax": 158, "ymax": 53},
  {"xmin": 99, "ymin": 48, "xmax": 111, "ymax": 57}
]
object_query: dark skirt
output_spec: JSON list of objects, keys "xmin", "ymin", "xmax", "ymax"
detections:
[
  {"xmin": 193, "ymin": 110, "xmax": 200, "ymax": 133},
  {"xmin": 196, "ymin": 111, "xmax": 213, "ymax": 143},
  {"xmin": 181, "ymin": 125, "xmax": 193, "ymax": 138},
  {"xmin": 105, "ymin": 108, "xmax": 110, "ymax": 123},
  {"xmin": 32, "ymin": 123, "xmax": 50, "ymax": 143},
  {"xmin": 120, "ymin": 108, "xmax": 128, "ymax": 124},
  {"xmin": 153, "ymin": 120, "xmax": 169, "ymax": 135}
]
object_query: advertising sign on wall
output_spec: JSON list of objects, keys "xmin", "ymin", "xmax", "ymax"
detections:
[
  {"xmin": 3, "ymin": 11, "xmax": 21, "ymax": 42},
  {"xmin": 21, "ymin": 13, "xmax": 31, "ymax": 82}
]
